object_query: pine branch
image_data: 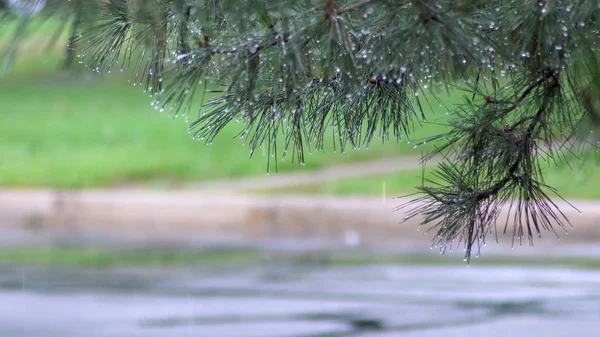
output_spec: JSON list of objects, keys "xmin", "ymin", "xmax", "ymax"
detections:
[{"xmin": 400, "ymin": 67, "xmax": 575, "ymax": 262}]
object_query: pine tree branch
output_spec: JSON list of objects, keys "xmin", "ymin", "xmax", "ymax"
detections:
[
  {"xmin": 474, "ymin": 104, "xmax": 546, "ymax": 203},
  {"xmin": 472, "ymin": 72, "xmax": 556, "ymax": 202}
]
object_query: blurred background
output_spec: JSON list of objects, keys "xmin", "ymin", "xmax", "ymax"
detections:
[{"xmin": 1, "ymin": 5, "xmax": 600, "ymax": 337}]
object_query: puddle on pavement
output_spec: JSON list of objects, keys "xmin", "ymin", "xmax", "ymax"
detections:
[{"xmin": 1, "ymin": 263, "xmax": 600, "ymax": 337}]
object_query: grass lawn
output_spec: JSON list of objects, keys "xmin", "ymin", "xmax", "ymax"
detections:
[
  {"xmin": 0, "ymin": 247, "xmax": 261, "ymax": 267},
  {"xmin": 2, "ymin": 246, "xmax": 600, "ymax": 269},
  {"xmin": 0, "ymin": 74, "xmax": 454, "ymax": 187},
  {"xmin": 0, "ymin": 27, "xmax": 456, "ymax": 188}
]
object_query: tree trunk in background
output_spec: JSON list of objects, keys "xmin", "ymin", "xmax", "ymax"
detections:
[{"xmin": 63, "ymin": 1, "xmax": 81, "ymax": 69}]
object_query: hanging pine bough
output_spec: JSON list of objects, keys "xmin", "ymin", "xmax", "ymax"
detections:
[{"xmin": 1, "ymin": 0, "xmax": 599, "ymax": 261}]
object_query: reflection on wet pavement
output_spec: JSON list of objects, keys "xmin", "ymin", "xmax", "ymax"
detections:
[{"xmin": 1, "ymin": 263, "xmax": 599, "ymax": 337}]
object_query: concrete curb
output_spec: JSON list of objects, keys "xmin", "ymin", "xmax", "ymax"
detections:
[{"xmin": 1, "ymin": 189, "xmax": 599, "ymax": 250}]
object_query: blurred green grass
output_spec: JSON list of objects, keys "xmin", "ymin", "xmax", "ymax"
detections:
[
  {"xmin": 0, "ymin": 75, "xmax": 453, "ymax": 187},
  {"xmin": 2, "ymin": 246, "xmax": 600, "ymax": 269},
  {"xmin": 0, "ymin": 247, "xmax": 261, "ymax": 266},
  {"xmin": 0, "ymin": 24, "xmax": 454, "ymax": 188}
]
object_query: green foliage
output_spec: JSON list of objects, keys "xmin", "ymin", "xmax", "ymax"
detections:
[{"xmin": 1, "ymin": 0, "xmax": 599, "ymax": 261}]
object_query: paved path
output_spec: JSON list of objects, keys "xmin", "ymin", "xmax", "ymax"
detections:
[
  {"xmin": 1, "ymin": 263, "xmax": 599, "ymax": 337},
  {"xmin": 157, "ymin": 156, "xmax": 436, "ymax": 192}
]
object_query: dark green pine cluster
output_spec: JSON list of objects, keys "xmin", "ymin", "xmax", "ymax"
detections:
[{"xmin": 2, "ymin": 0, "xmax": 599, "ymax": 261}]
